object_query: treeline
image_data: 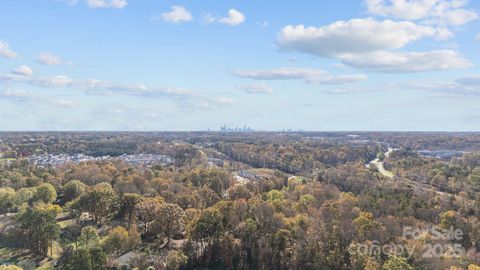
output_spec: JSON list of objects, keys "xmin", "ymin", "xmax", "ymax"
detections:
[
  {"xmin": 0, "ymin": 159, "xmax": 478, "ymax": 269},
  {"xmin": 385, "ymin": 150, "xmax": 480, "ymax": 195},
  {"xmin": 1, "ymin": 133, "xmax": 480, "ymax": 269},
  {"xmin": 217, "ymin": 141, "xmax": 379, "ymax": 175}
]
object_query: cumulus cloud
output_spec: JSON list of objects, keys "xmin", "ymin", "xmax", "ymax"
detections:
[
  {"xmin": 0, "ymin": 71, "xmax": 234, "ymax": 110},
  {"xmin": 238, "ymin": 83, "xmax": 273, "ymax": 94},
  {"xmin": 277, "ymin": 18, "xmax": 469, "ymax": 73},
  {"xmin": 157, "ymin": 6, "xmax": 193, "ymax": 23},
  {"xmin": 0, "ymin": 71, "xmax": 190, "ymax": 97},
  {"xmin": 232, "ymin": 67, "xmax": 367, "ymax": 84},
  {"xmin": 32, "ymin": 75, "xmax": 75, "ymax": 88},
  {"xmin": 86, "ymin": 0, "xmax": 127, "ymax": 9},
  {"xmin": 211, "ymin": 97, "xmax": 235, "ymax": 105},
  {"xmin": 12, "ymin": 65, "xmax": 33, "ymax": 77},
  {"xmin": 342, "ymin": 50, "xmax": 471, "ymax": 72},
  {"xmin": 37, "ymin": 53, "xmax": 65, "ymax": 65},
  {"xmin": 0, "ymin": 41, "xmax": 17, "ymax": 58},
  {"xmin": 278, "ymin": 18, "xmax": 450, "ymax": 58},
  {"xmin": 206, "ymin": 9, "xmax": 245, "ymax": 26},
  {"xmin": 73, "ymin": 79, "xmax": 196, "ymax": 98},
  {"xmin": 0, "ymin": 70, "xmax": 72, "ymax": 88},
  {"xmin": 365, "ymin": 0, "xmax": 478, "ymax": 26},
  {"xmin": 382, "ymin": 74, "xmax": 480, "ymax": 98},
  {"xmin": 1, "ymin": 88, "xmax": 79, "ymax": 108},
  {"xmin": 52, "ymin": 99, "xmax": 78, "ymax": 108},
  {"xmin": 1, "ymin": 89, "xmax": 33, "ymax": 101},
  {"xmin": 455, "ymin": 75, "xmax": 480, "ymax": 85}
]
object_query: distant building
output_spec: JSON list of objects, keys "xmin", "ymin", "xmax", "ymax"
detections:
[
  {"xmin": 207, "ymin": 157, "xmax": 224, "ymax": 167},
  {"xmin": 220, "ymin": 125, "xmax": 255, "ymax": 132},
  {"xmin": 238, "ymin": 170, "xmax": 265, "ymax": 180}
]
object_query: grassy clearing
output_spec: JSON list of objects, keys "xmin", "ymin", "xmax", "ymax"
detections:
[{"xmin": 0, "ymin": 232, "xmax": 62, "ymax": 269}]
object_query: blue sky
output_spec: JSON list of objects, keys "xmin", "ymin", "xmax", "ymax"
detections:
[{"xmin": 0, "ymin": 0, "xmax": 479, "ymax": 131}]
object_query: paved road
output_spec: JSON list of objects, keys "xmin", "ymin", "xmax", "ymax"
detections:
[
  {"xmin": 368, "ymin": 148, "xmax": 395, "ymax": 179},
  {"xmin": 368, "ymin": 148, "xmax": 472, "ymax": 203}
]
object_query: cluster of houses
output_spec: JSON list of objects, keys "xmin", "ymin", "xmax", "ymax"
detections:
[
  {"xmin": 27, "ymin": 153, "xmax": 174, "ymax": 167},
  {"xmin": 117, "ymin": 154, "xmax": 174, "ymax": 166},
  {"xmin": 235, "ymin": 170, "xmax": 267, "ymax": 184},
  {"xmin": 417, "ymin": 150, "xmax": 467, "ymax": 160},
  {"xmin": 207, "ymin": 157, "xmax": 224, "ymax": 167},
  {"xmin": 27, "ymin": 153, "xmax": 109, "ymax": 167}
]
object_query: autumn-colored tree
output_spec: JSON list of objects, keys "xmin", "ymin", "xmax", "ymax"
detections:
[
  {"xmin": 135, "ymin": 197, "xmax": 164, "ymax": 237},
  {"xmin": 382, "ymin": 255, "xmax": 414, "ymax": 270},
  {"xmin": 17, "ymin": 206, "xmax": 60, "ymax": 256},
  {"xmin": 353, "ymin": 211, "xmax": 379, "ymax": 239},
  {"xmin": 79, "ymin": 226, "xmax": 100, "ymax": 251},
  {"xmin": 102, "ymin": 226, "xmax": 129, "ymax": 255},
  {"xmin": 191, "ymin": 207, "xmax": 224, "ymax": 249},
  {"xmin": 0, "ymin": 187, "xmax": 17, "ymax": 214},
  {"xmin": 166, "ymin": 250, "xmax": 188, "ymax": 270},
  {"xmin": 120, "ymin": 193, "xmax": 143, "ymax": 228},
  {"xmin": 63, "ymin": 223, "xmax": 82, "ymax": 250},
  {"xmin": 152, "ymin": 203, "xmax": 185, "ymax": 245},
  {"xmin": 34, "ymin": 183, "xmax": 57, "ymax": 204},
  {"xmin": 78, "ymin": 182, "xmax": 117, "ymax": 223},
  {"xmin": 64, "ymin": 180, "xmax": 86, "ymax": 202}
]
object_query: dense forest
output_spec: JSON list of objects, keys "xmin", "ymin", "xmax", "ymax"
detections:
[{"xmin": 1, "ymin": 132, "xmax": 480, "ymax": 269}]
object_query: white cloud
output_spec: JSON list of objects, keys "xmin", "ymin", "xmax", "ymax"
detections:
[
  {"xmin": 0, "ymin": 73, "xmax": 75, "ymax": 88},
  {"xmin": 194, "ymin": 97, "xmax": 236, "ymax": 110},
  {"xmin": 322, "ymin": 87, "xmax": 368, "ymax": 94},
  {"xmin": 435, "ymin": 27, "xmax": 454, "ymax": 40},
  {"xmin": 409, "ymin": 80, "xmax": 480, "ymax": 98},
  {"xmin": 0, "ymin": 71, "xmax": 235, "ymax": 109},
  {"xmin": 219, "ymin": 9, "xmax": 245, "ymax": 26},
  {"xmin": 278, "ymin": 18, "xmax": 450, "ymax": 58},
  {"xmin": 455, "ymin": 75, "xmax": 480, "ymax": 85},
  {"xmin": 158, "ymin": 6, "xmax": 193, "ymax": 23},
  {"xmin": 207, "ymin": 9, "xmax": 245, "ymax": 26},
  {"xmin": 0, "ymin": 41, "xmax": 17, "ymax": 58},
  {"xmin": 233, "ymin": 67, "xmax": 367, "ymax": 84},
  {"xmin": 32, "ymin": 75, "xmax": 74, "ymax": 88},
  {"xmin": 211, "ymin": 97, "xmax": 235, "ymax": 105},
  {"xmin": 476, "ymin": 33, "xmax": 480, "ymax": 42},
  {"xmin": 12, "ymin": 65, "xmax": 33, "ymax": 77},
  {"xmin": 0, "ymin": 69, "xmax": 236, "ymax": 110},
  {"xmin": 365, "ymin": 0, "xmax": 478, "ymax": 26},
  {"xmin": 86, "ymin": 0, "xmax": 127, "ymax": 9},
  {"xmin": 53, "ymin": 99, "xmax": 78, "ymax": 108},
  {"xmin": 1, "ymin": 89, "xmax": 32, "ymax": 99},
  {"xmin": 1, "ymin": 88, "xmax": 80, "ymax": 108},
  {"xmin": 342, "ymin": 50, "xmax": 471, "ymax": 72},
  {"xmin": 238, "ymin": 83, "xmax": 273, "ymax": 94},
  {"xmin": 277, "ymin": 18, "xmax": 469, "ymax": 73},
  {"xmin": 37, "ymin": 53, "xmax": 64, "ymax": 65},
  {"xmin": 63, "ymin": 0, "xmax": 78, "ymax": 5},
  {"xmin": 76, "ymin": 79, "xmax": 196, "ymax": 98}
]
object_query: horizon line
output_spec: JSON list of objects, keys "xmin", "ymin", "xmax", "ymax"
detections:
[{"xmin": 1, "ymin": 130, "xmax": 480, "ymax": 133}]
